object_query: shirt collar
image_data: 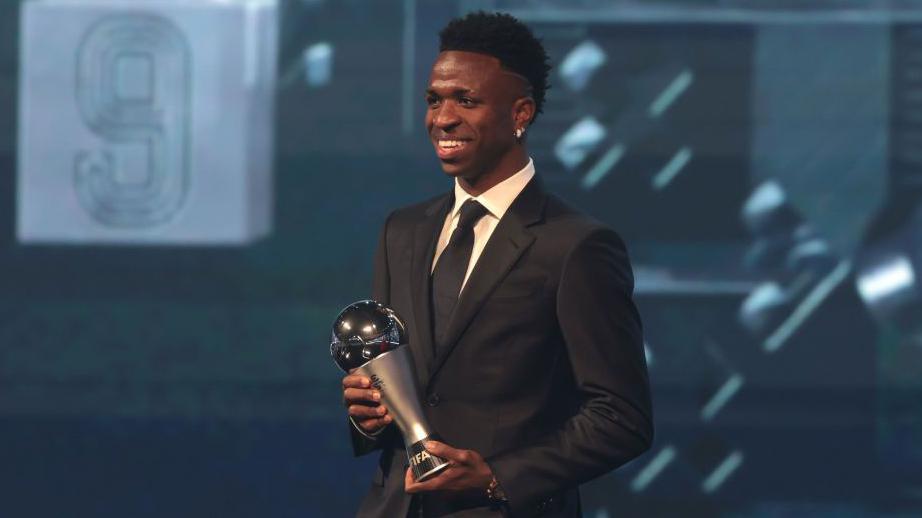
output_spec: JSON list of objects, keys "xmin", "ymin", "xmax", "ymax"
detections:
[{"xmin": 450, "ymin": 158, "xmax": 536, "ymax": 221}]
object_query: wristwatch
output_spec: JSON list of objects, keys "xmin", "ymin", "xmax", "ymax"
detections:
[{"xmin": 486, "ymin": 475, "xmax": 508, "ymax": 505}]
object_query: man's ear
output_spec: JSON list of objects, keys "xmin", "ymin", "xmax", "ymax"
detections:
[{"xmin": 512, "ymin": 96, "xmax": 536, "ymax": 128}]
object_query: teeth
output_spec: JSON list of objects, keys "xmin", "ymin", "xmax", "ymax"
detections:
[{"xmin": 438, "ymin": 140, "xmax": 466, "ymax": 149}]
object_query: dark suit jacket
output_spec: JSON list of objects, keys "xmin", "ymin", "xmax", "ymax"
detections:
[{"xmin": 352, "ymin": 177, "xmax": 653, "ymax": 518}]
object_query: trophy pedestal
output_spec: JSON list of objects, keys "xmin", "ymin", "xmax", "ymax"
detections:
[{"xmin": 406, "ymin": 437, "xmax": 450, "ymax": 481}]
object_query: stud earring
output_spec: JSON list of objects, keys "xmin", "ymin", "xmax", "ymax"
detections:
[{"xmin": 514, "ymin": 127, "xmax": 524, "ymax": 139}]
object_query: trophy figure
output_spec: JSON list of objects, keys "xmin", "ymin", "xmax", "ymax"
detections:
[{"xmin": 330, "ymin": 300, "xmax": 449, "ymax": 481}]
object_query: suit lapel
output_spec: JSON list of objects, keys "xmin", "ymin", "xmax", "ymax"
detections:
[
  {"xmin": 427, "ymin": 177, "xmax": 546, "ymax": 384},
  {"xmin": 408, "ymin": 194, "xmax": 453, "ymax": 386}
]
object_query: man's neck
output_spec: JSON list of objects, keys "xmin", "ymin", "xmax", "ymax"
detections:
[{"xmin": 457, "ymin": 150, "xmax": 529, "ymax": 197}]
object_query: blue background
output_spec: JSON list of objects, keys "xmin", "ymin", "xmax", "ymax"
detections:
[{"xmin": 2, "ymin": 1, "xmax": 922, "ymax": 517}]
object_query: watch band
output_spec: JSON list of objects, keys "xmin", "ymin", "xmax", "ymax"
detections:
[{"xmin": 486, "ymin": 475, "xmax": 507, "ymax": 504}]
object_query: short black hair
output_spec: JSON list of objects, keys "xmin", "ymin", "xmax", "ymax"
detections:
[{"xmin": 439, "ymin": 11, "xmax": 551, "ymax": 124}]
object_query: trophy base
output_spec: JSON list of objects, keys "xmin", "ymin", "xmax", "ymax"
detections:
[{"xmin": 406, "ymin": 437, "xmax": 450, "ymax": 481}]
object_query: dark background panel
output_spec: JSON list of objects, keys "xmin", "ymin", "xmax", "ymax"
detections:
[{"xmin": 2, "ymin": 1, "xmax": 921, "ymax": 517}]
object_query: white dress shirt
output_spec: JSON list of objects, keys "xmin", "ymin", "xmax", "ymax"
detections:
[{"xmin": 431, "ymin": 159, "xmax": 536, "ymax": 293}]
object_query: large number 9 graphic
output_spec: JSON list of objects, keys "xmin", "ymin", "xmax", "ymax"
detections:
[{"xmin": 74, "ymin": 15, "xmax": 190, "ymax": 228}]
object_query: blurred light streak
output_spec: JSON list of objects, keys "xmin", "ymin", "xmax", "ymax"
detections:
[
  {"xmin": 740, "ymin": 282, "xmax": 786, "ymax": 334},
  {"xmin": 763, "ymin": 260, "xmax": 852, "ymax": 353},
  {"xmin": 580, "ymin": 143, "xmax": 625, "ymax": 190},
  {"xmin": 742, "ymin": 181, "xmax": 785, "ymax": 230},
  {"xmin": 701, "ymin": 451, "xmax": 744, "ymax": 494},
  {"xmin": 559, "ymin": 40, "xmax": 606, "ymax": 92},
  {"xmin": 701, "ymin": 373, "xmax": 744, "ymax": 422},
  {"xmin": 635, "ymin": 268, "xmax": 758, "ymax": 296},
  {"xmin": 785, "ymin": 238, "xmax": 833, "ymax": 271},
  {"xmin": 649, "ymin": 69, "xmax": 693, "ymax": 118},
  {"xmin": 643, "ymin": 341, "xmax": 653, "ymax": 367},
  {"xmin": 856, "ymin": 255, "xmax": 916, "ymax": 304},
  {"xmin": 651, "ymin": 146, "xmax": 692, "ymax": 190},
  {"xmin": 554, "ymin": 116, "xmax": 606, "ymax": 170},
  {"xmin": 630, "ymin": 445, "xmax": 676, "ymax": 492},
  {"xmin": 303, "ymin": 42, "xmax": 332, "ymax": 87}
]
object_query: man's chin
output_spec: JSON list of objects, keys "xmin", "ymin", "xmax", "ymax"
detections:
[{"xmin": 438, "ymin": 159, "xmax": 466, "ymax": 177}]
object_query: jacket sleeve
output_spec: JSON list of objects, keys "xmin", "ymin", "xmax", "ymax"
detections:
[
  {"xmin": 488, "ymin": 227, "xmax": 654, "ymax": 515},
  {"xmin": 350, "ymin": 211, "xmax": 398, "ymax": 456}
]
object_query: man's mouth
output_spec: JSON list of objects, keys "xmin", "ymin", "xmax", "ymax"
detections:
[{"xmin": 434, "ymin": 139, "xmax": 470, "ymax": 160}]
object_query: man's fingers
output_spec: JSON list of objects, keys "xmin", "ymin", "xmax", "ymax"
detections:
[
  {"xmin": 343, "ymin": 387, "xmax": 381, "ymax": 405},
  {"xmin": 342, "ymin": 374, "xmax": 391, "ymax": 433},
  {"xmin": 404, "ymin": 466, "xmax": 448, "ymax": 494},
  {"xmin": 342, "ymin": 374, "xmax": 371, "ymax": 389},
  {"xmin": 424, "ymin": 441, "xmax": 466, "ymax": 463},
  {"xmin": 359, "ymin": 415, "xmax": 392, "ymax": 432},
  {"xmin": 349, "ymin": 404, "xmax": 388, "ymax": 419},
  {"xmin": 404, "ymin": 467, "xmax": 416, "ymax": 492}
]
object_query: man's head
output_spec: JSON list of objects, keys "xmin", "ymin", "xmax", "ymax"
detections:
[{"xmin": 426, "ymin": 12, "xmax": 551, "ymax": 193}]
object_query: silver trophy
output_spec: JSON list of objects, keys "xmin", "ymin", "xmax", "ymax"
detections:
[{"xmin": 331, "ymin": 300, "xmax": 449, "ymax": 481}]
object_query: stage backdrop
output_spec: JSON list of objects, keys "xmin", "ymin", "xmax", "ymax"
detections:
[{"xmin": 1, "ymin": 1, "xmax": 921, "ymax": 517}]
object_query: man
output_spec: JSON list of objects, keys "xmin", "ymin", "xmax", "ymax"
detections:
[{"xmin": 341, "ymin": 12, "xmax": 653, "ymax": 517}]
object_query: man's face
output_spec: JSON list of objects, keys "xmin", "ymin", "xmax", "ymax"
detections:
[{"xmin": 425, "ymin": 51, "xmax": 523, "ymax": 181}]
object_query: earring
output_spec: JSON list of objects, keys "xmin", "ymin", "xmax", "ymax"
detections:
[{"xmin": 514, "ymin": 127, "xmax": 524, "ymax": 139}]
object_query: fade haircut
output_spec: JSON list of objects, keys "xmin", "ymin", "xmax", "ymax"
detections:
[{"xmin": 439, "ymin": 11, "xmax": 551, "ymax": 124}]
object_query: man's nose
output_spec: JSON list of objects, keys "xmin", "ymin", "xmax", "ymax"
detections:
[{"xmin": 433, "ymin": 102, "xmax": 461, "ymax": 129}]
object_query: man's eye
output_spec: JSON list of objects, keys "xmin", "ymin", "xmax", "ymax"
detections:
[
  {"xmin": 459, "ymin": 97, "xmax": 475, "ymax": 106},
  {"xmin": 426, "ymin": 96, "xmax": 441, "ymax": 107}
]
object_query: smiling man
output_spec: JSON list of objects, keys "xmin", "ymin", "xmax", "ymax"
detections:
[
  {"xmin": 341, "ymin": 12, "xmax": 653, "ymax": 518},
  {"xmin": 425, "ymin": 48, "xmax": 533, "ymax": 195}
]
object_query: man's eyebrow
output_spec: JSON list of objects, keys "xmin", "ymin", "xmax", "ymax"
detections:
[{"xmin": 425, "ymin": 87, "xmax": 474, "ymax": 96}]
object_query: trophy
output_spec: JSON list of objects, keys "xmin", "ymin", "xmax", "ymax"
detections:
[{"xmin": 331, "ymin": 300, "xmax": 449, "ymax": 481}]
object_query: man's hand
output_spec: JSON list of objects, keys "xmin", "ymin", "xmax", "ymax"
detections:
[
  {"xmin": 342, "ymin": 373, "xmax": 392, "ymax": 434},
  {"xmin": 404, "ymin": 441, "xmax": 494, "ymax": 495}
]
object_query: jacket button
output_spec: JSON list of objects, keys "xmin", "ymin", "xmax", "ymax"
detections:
[{"xmin": 426, "ymin": 393, "xmax": 440, "ymax": 407}]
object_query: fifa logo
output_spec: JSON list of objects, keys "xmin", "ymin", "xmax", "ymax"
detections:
[
  {"xmin": 370, "ymin": 374, "xmax": 385, "ymax": 390},
  {"xmin": 411, "ymin": 449, "xmax": 432, "ymax": 467}
]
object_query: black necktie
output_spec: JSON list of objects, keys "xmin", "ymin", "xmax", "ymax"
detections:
[{"xmin": 431, "ymin": 199, "xmax": 489, "ymax": 350}]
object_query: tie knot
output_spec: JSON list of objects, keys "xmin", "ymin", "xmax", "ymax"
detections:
[{"xmin": 457, "ymin": 199, "xmax": 489, "ymax": 231}]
